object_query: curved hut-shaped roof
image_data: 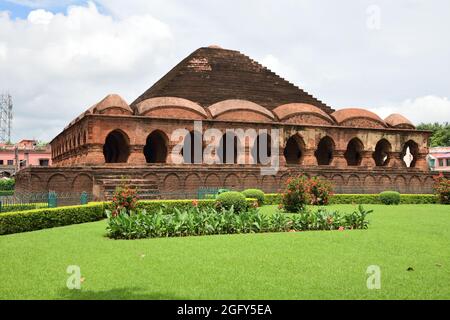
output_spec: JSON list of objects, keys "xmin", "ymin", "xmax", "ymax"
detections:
[{"xmin": 331, "ymin": 108, "xmax": 387, "ymax": 129}]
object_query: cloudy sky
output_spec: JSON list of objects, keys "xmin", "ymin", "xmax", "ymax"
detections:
[{"xmin": 0, "ymin": 0, "xmax": 449, "ymax": 142}]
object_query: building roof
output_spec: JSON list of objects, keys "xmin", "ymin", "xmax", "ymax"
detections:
[
  {"xmin": 384, "ymin": 113, "xmax": 415, "ymax": 129},
  {"xmin": 131, "ymin": 46, "xmax": 334, "ymax": 114},
  {"xmin": 331, "ymin": 108, "xmax": 387, "ymax": 128}
]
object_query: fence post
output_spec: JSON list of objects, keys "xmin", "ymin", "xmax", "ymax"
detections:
[
  {"xmin": 80, "ymin": 192, "xmax": 88, "ymax": 205},
  {"xmin": 0, "ymin": 200, "xmax": 2, "ymax": 213},
  {"xmin": 48, "ymin": 191, "xmax": 57, "ymax": 208}
]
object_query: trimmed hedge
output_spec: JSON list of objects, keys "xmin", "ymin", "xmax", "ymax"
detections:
[
  {"xmin": 265, "ymin": 194, "xmax": 283, "ymax": 205},
  {"xmin": 379, "ymin": 191, "xmax": 401, "ymax": 205},
  {"xmin": 0, "ymin": 203, "xmax": 105, "ymax": 235},
  {"xmin": 0, "ymin": 178, "xmax": 14, "ymax": 191},
  {"xmin": 0, "ymin": 190, "xmax": 14, "ymax": 196},
  {"xmin": 242, "ymin": 189, "xmax": 265, "ymax": 205},
  {"xmin": 264, "ymin": 193, "xmax": 438, "ymax": 205},
  {"xmin": 0, "ymin": 203, "xmax": 47, "ymax": 214},
  {"xmin": 105, "ymin": 199, "xmax": 256, "ymax": 213},
  {"xmin": 399, "ymin": 194, "xmax": 439, "ymax": 204},
  {"xmin": 216, "ymin": 192, "xmax": 248, "ymax": 213}
]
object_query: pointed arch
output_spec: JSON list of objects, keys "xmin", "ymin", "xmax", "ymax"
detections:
[
  {"xmin": 315, "ymin": 136, "xmax": 335, "ymax": 165},
  {"xmin": 283, "ymin": 134, "xmax": 305, "ymax": 165},
  {"xmin": 144, "ymin": 130, "xmax": 168, "ymax": 164},
  {"xmin": 103, "ymin": 129, "xmax": 130, "ymax": 163},
  {"xmin": 345, "ymin": 138, "xmax": 364, "ymax": 166}
]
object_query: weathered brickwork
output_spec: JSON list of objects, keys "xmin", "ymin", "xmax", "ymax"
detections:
[{"xmin": 15, "ymin": 46, "xmax": 439, "ymax": 198}]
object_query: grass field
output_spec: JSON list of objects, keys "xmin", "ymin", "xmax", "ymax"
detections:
[{"xmin": 0, "ymin": 204, "xmax": 449, "ymax": 300}]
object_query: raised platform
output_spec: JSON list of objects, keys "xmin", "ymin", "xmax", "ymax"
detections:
[{"xmin": 14, "ymin": 164, "xmax": 442, "ymax": 200}]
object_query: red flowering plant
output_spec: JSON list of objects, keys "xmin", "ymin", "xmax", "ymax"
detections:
[
  {"xmin": 434, "ymin": 173, "xmax": 450, "ymax": 204},
  {"xmin": 281, "ymin": 175, "xmax": 311, "ymax": 213},
  {"xmin": 308, "ymin": 176, "xmax": 334, "ymax": 205},
  {"xmin": 111, "ymin": 183, "xmax": 139, "ymax": 217}
]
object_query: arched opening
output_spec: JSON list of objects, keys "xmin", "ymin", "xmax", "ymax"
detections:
[
  {"xmin": 373, "ymin": 139, "xmax": 392, "ymax": 166},
  {"xmin": 401, "ymin": 140, "xmax": 419, "ymax": 168},
  {"xmin": 344, "ymin": 138, "xmax": 364, "ymax": 166},
  {"xmin": 181, "ymin": 131, "xmax": 203, "ymax": 164},
  {"xmin": 103, "ymin": 130, "xmax": 130, "ymax": 163},
  {"xmin": 315, "ymin": 136, "xmax": 334, "ymax": 165},
  {"xmin": 252, "ymin": 133, "xmax": 272, "ymax": 164},
  {"xmin": 283, "ymin": 135, "xmax": 305, "ymax": 165},
  {"xmin": 218, "ymin": 132, "xmax": 239, "ymax": 164},
  {"xmin": 144, "ymin": 130, "xmax": 168, "ymax": 163}
]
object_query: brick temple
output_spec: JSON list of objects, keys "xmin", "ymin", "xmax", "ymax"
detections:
[{"xmin": 15, "ymin": 46, "xmax": 436, "ymax": 199}]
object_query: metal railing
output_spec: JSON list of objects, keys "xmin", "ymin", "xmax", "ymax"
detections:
[{"xmin": 0, "ymin": 191, "xmax": 92, "ymax": 213}]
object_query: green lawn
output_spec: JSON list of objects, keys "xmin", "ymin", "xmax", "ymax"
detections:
[{"xmin": 0, "ymin": 204, "xmax": 449, "ymax": 300}]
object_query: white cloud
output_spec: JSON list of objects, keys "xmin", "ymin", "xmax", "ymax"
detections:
[
  {"xmin": 0, "ymin": 1, "xmax": 173, "ymax": 141},
  {"xmin": 1, "ymin": 0, "xmax": 450, "ymax": 141},
  {"xmin": 369, "ymin": 96, "xmax": 450, "ymax": 125},
  {"xmin": 27, "ymin": 9, "xmax": 53, "ymax": 24}
]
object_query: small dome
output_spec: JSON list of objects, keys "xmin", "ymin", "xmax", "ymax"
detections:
[
  {"xmin": 93, "ymin": 94, "xmax": 132, "ymax": 114},
  {"xmin": 135, "ymin": 97, "xmax": 208, "ymax": 119},
  {"xmin": 207, "ymin": 99, "xmax": 275, "ymax": 122},
  {"xmin": 385, "ymin": 114, "xmax": 415, "ymax": 129},
  {"xmin": 273, "ymin": 103, "xmax": 335, "ymax": 125},
  {"xmin": 332, "ymin": 108, "xmax": 387, "ymax": 128}
]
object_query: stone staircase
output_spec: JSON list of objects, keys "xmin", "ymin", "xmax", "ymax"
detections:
[{"xmin": 96, "ymin": 175, "xmax": 160, "ymax": 200}]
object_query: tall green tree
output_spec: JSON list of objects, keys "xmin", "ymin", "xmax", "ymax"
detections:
[{"xmin": 417, "ymin": 122, "xmax": 450, "ymax": 147}]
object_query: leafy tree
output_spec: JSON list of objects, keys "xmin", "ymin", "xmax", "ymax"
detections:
[{"xmin": 417, "ymin": 122, "xmax": 450, "ymax": 147}]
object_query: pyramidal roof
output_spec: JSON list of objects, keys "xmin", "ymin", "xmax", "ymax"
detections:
[{"xmin": 131, "ymin": 46, "xmax": 334, "ymax": 114}]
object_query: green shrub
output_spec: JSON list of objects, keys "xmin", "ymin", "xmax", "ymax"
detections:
[
  {"xmin": 399, "ymin": 194, "xmax": 438, "ymax": 204},
  {"xmin": 264, "ymin": 193, "xmax": 438, "ymax": 205},
  {"xmin": 281, "ymin": 175, "xmax": 310, "ymax": 213},
  {"xmin": 242, "ymin": 189, "xmax": 265, "ymax": 206},
  {"xmin": 106, "ymin": 205, "xmax": 373, "ymax": 240},
  {"xmin": 264, "ymin": 193, "xmax": 282, "ymax": 205},
  {"xmin": 0, "ymin": 203, "xmax": 47, "ymax": 214},
  {"xmin": 329, "ymin": 194, "xmax": 381, "ymax": 204},
  {"xmin": 216, "ymin": 191, "xmax": 248, "ymax": 213},
  {"xmin": 0, "ymin": 178, "xmax": 14, "ymax": 191},
  {"xmin": 0, "ymin": 190, "xmax": 14, "ymax": 196},
  {"xmin": 329, "ymin": 194, "xmax": 438, "ymax": 205},
  {"xmin": 0, "ymin": 203, "xmax": 105, "ymax": 235},
  {"xmin": 379, "ymin": 191, "xmax": 401, "ymax": 205}
]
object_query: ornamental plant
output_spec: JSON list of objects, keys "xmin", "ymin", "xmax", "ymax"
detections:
[
  {"xmin": 281, "ymin": 175, "xmax": 310, "ymax": 213},
  {"xmin": 434, "ymin": 173, "xmax": 450, "ymax": 204},
  {"xmin": 379, "ymin": 191, "xmax": 401, "ymax": 205},
  {"xmin": 216, "ymin": 191, "xmax": 247, "ymax": 213},
  {"xmin": 111, "ymin": 183, "xmax": 138, "ymax": 217},
  {"xmin": 308, "ymin": 176, "xmax": 334, "ymax": 205},
  {"xmin": 242, "ymin": 188, "xmax": 265, "ymax": 206}
]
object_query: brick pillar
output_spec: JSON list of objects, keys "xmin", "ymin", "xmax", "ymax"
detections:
[
  {"xmin": 84, "ymin": 144, "xmax": 105, "ymax": 164},
  {"xmin": 302, "ymin": 150, "xmax": 317, "ymax": 165},
  {"xmin": 361, "ymin": 151, "xmax": 375, "ymax": 167},
  {"xmin": 390, "ymin": 152, "xmax": 405, "ymax": 168},
  {"xmin": 128, "ymin": 144, "xmax": 146, "ymax": 164},
  {"xmin": 331, "ymin": 150, "xmax": 347, "ymax": 167},
  {"xmin": 414, "ymin": 153, "xmax": 429, "ymax": 171}
]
